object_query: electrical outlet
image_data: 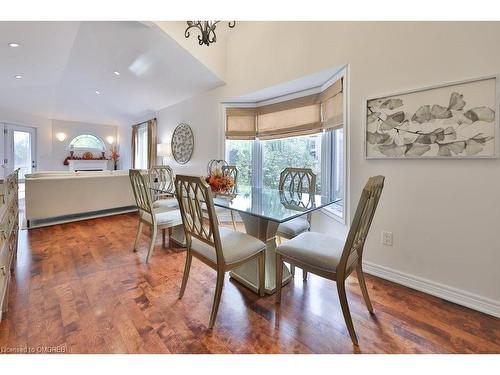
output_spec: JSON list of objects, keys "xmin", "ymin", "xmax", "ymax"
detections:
[{"xmin": 381, "ymin": 231, "xmax": 393, "ymax": 246}]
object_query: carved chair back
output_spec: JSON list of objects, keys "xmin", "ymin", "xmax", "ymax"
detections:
[
  {"xmin": 279, "ymin": 168, "xmax": 316, "ymax": 221},
  {"xmin": 207, "ymin": 159, "xmax": 228, "ymax": 176},
  {"xmin": 129, "ymin": 169, "xmax": 155, "ymax": 223},
  {"xmin": 338, "ymin": 175, "xmax": 385, "ymax": 278},
  {"xmin": 279, "ymin": 168, "xmax": 316, "ymax": 194},
  {"xmin": 221, "ymin": 165, "xmax": 238, "ymax": 195},
  {"xmin": 175, "ymin": 175, "xmax": 224, "ymax": 265},
  {"xmin": 149, "ymin": 165, "xmax": 174, "ymax": 201}
]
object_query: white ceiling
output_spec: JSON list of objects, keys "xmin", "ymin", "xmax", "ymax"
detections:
[
  {"xmin": 229, "ymin": 65, "xmax": 343, "ymax": 103},
  {"xmin": 0, "ymin": 21, "xmax": 223, "ymax": 126}
]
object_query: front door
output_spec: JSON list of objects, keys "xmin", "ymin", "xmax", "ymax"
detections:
[{"xmin": 3, "ymin": 124, "xmax": 37, "ymax": 181}]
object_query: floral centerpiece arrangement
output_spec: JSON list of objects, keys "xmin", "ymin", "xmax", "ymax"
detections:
[{"xmin": 205, "ymin": 169, "xmax": 234, "ymax": 194}]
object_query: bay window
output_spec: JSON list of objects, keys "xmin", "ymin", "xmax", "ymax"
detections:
[{"xmin": 224, "ymin": 73, "xmax": 346, "ymax": 220}]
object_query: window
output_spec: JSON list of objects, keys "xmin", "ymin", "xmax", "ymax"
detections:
[
  {"xmin": 262, "ymin": 134, "xmax": 322, "ymax": 191},
  {"xmin": 69, "ymin": 134, "xmax": 105, "ymax": 150},
  {"xmin": 135, "ymin": 124, "xmax": 148, "ymax": 169},
  {"xmin": 224, "ymin": 72, "xmax": 346, "ymax": 220},
  {"xmin": 226, "ymin": 139, "xmax": 252, "ymax": 187},
  {"xmin": 225, "ymin": 131, "xmax": 344, "ymax": 218}
]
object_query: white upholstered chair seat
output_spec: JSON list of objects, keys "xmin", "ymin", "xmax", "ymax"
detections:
[
  {"xmin": 153, "ymin": 197, "xmax": 179, "ymax": 210},
  {"xmin": 276, "ymin": 232, "xmax": 345, "ymax": 273},
  {"xmin": 140, "ymin": 209, "xmax": 183, "ymax": 227},
  {"xmin": 191, "ymin": 227, "xmax": 266, "ymax": 265},
  {"xmin": 277, "ymin": 216, "xmax": 310, "ymax": 238}
]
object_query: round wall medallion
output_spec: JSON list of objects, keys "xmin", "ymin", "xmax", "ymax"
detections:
[{"xmin": 171, "ymin": 123, "xmax": 194, "ymax": 164}]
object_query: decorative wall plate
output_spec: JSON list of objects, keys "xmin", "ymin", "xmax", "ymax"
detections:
[{"xmin": 171, "ymin": 123, "xmax": 194, "ymax": 164}]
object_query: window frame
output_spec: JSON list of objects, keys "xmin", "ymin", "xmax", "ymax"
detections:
[
  {"xmin": 68, "ymin": 134, "xmax": 106, "ymax": 153},
  {"xmin": 221, "ymin": 66, "xmax": 348, "ymax": 224},
  {"xmin": 134, "ymin": 123, "xmax": 149, "ymax": 169}
]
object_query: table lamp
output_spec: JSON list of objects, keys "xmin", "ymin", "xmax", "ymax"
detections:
[{"xmin": 157, "ymin": 143, "xmax": 171, "ymax": 165}]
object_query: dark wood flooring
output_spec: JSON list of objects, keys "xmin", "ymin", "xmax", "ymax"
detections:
[{"xmin": 1, "ymin": 213, "xmax": 499, "ymax": 353}]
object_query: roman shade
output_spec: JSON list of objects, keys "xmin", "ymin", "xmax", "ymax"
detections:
[
  {"xmin": 256, "ymin": 94, "xmax": 322, "ymax": 140},
  {"xmin": 320, "ymin": 78, "xmax": 343, "ymax": 130},
  {"xmin": 226, "ymin": 108, "xmax": 256, "ymax": 140},
  {"xmin": 225, "ymin": 77, "xmax": 343, "ymax": 140}
]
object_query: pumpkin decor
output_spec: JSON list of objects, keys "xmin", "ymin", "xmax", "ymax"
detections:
[{"xmin": 82, "ymin": 151, "xmax": 94, "ymax": 160}]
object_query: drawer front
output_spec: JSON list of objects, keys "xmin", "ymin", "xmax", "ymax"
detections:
[
  {"xmin": 0, "ymin": 239, "xmax": 9, "ymax": 270},
  {"xmin": 0, "ymin": 243, "xmax": 9, "ymax": 308}
]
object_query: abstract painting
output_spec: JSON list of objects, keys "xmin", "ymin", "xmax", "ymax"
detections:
[{"xmin": 365, "ymin": 76, "xmax": 498, "ymax": 158}]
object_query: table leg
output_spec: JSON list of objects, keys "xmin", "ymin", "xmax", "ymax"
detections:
[
  {"xmin": 230, "ymin": 212, "xmax": 292, "ymax": 294},
  {"xmin": 169, "ymin": 225, "xmax": 186, "ymax": 247}
]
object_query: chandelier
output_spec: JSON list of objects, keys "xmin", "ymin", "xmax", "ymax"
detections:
[{"xmin": 184, "ymin": 21, "xmax": 235, "ymax": 46}]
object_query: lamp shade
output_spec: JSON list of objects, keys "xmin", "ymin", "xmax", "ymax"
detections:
[{"xmin": 157, "ymin": 143, "xmax": 171, "ymax": 157}]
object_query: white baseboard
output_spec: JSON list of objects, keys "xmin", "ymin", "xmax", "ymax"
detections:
[{"xmin": 362, "ymin": 261, "xmax": 500, "ymax": 318}]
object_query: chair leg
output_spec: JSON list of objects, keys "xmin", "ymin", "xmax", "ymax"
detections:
[
  {"xmin": 145, "ymin": 225, "xmax": 157, "ymax": 264},
  {"xmin": 230, "ymin": 211, "xmax": 237, "ymax": 230},
  {"xmin": 303, "ymin": 270, "xmax": 308, "ymax": 281},
  {"xmin": 337, "ymin": 279, "xmax": 358, "ymax": 346},
  {"xmin": 275, "ymin": 254, "xmax": 284, "ymax": 304},
  {"xmin": 356, "ymin": 264, "xmax": 373, "ymax": 313},
  {"xmin": 208, "ymin": 271, "xmax": 225, "ymax": 329},
  {"xmin": 179, "ymin": 251, "xmax": 192, "ymax": 298},
  {"xmin": 290, "ymin": 263, "xmax": 295, "ymax": 276},
  {"xmin": 258, "ymin": 252, "xmax": 265, "ymax": 297},
  {"xmin": 133, "ymin": 221, "xmax": 143, "ymax": 252},
  {"xmin": 162, "ymin": 228, "xmax": 166, "ymax": 248}
]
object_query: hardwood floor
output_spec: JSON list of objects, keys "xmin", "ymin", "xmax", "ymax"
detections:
[{"xmin": 1, "ymin": 212, "xmax": 499, "ymax": 354}]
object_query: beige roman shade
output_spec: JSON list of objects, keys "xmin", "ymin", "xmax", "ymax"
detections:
[
  {"xmin": 256, "ymin": 94, "xmax": 322, "ymax": 140},
  {"xmin": 225, "ymin": 77, "xmax": 343, "ymax": 140},
  {"xmin": 320, "ymin": 78, "xmax": 343, "ymax": 130},
  {"xmin": 226, "ymin": 107, "xmax": 257, "ymax": 140}
]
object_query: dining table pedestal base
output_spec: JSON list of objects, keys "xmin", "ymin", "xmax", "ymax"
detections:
[{"xmin": 230, "ymin": 212, "xmax": 292, "ymax": 295}]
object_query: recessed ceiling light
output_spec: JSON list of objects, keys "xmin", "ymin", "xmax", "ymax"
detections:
[
  {"xmin": 114, "ymin": 71, "xmax": 120, "ymax": 76},
  {"xmin": 95, "ymin": 90, "xmax": 100, "ymax": 95},
  {"xmin": 8, "ymin": 42, "xmax": 20, "ymax": 48},
  {"xmin": 14, "ymin": 75, "xmax": 22, "ymax": 79}
]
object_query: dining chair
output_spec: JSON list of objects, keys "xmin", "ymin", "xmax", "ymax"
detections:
[
  {"xmin": 207, "ymin": 159, "xmax": 228, "ymax": 176},
  {"xmin": 276, "ymin": 167, "xmax": 316, "ymax": 279},
  {"xmin": 149, "ymin": 165, "xmax": 178, "ymax": 211},
  {"xmin": 175, "ymin": 175, "xmax": 266, "ymax": 329},
  {"xmin": 275, "ymin": 175, "xmax": 385, "ymax": 345},
  {"xmin": 129, "ymin": 169, "xmax": 183, "ymax": 263}
]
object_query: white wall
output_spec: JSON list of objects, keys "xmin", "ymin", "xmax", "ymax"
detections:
[
  {"xmin": 156, "ymin": 89, "xmax": 223, "ymax": 175},
  {"xmin": 51, "ymin": 119, "xmax": 118, "ymax": 170},
  {"xmin": 155, "ymin": 22, "xmax": 500, "ymax": 314},
  {"xmin": 0, "ymin": 108, "xmax": 122, "ymax": 171}
]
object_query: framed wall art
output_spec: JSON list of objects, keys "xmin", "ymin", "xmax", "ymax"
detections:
[{"xmin": 365, "ymin": 76, "xmax": 498, "ymax": 159}]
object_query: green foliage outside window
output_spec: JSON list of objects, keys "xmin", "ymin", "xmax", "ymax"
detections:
[{"xmin": 226, "ymin": 134, "xmax": 322, "ymax": 193}]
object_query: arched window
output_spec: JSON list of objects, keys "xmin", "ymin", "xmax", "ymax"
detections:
[{"xmin": 69, "ymin": 134, "xmax": 105, "ymax": 150}]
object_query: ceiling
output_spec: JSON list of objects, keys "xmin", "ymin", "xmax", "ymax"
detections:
[
  {"xmin": 0, "ymin": 21, "xmax": 223, "ymax": 126},
  {"xmin": 229, "ymin": 65, "xmax": 343, "ymax": 103}
]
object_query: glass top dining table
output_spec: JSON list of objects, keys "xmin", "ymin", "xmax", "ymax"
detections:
[
  {"xmin": 213, "ymin": 186, "xmax": 340, "ymax": 295},
  {"xmin": 152, "ymin": 184, "xmax": 340, "ymax": 295},
  {"xmin": 212, "ymin": 186, "xmax": 338, "ymax": 224}
]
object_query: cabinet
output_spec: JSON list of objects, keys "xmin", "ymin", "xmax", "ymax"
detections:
[{"xmin": 0, "ymin": 169, "xmax": 19, "ymax": 322}]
